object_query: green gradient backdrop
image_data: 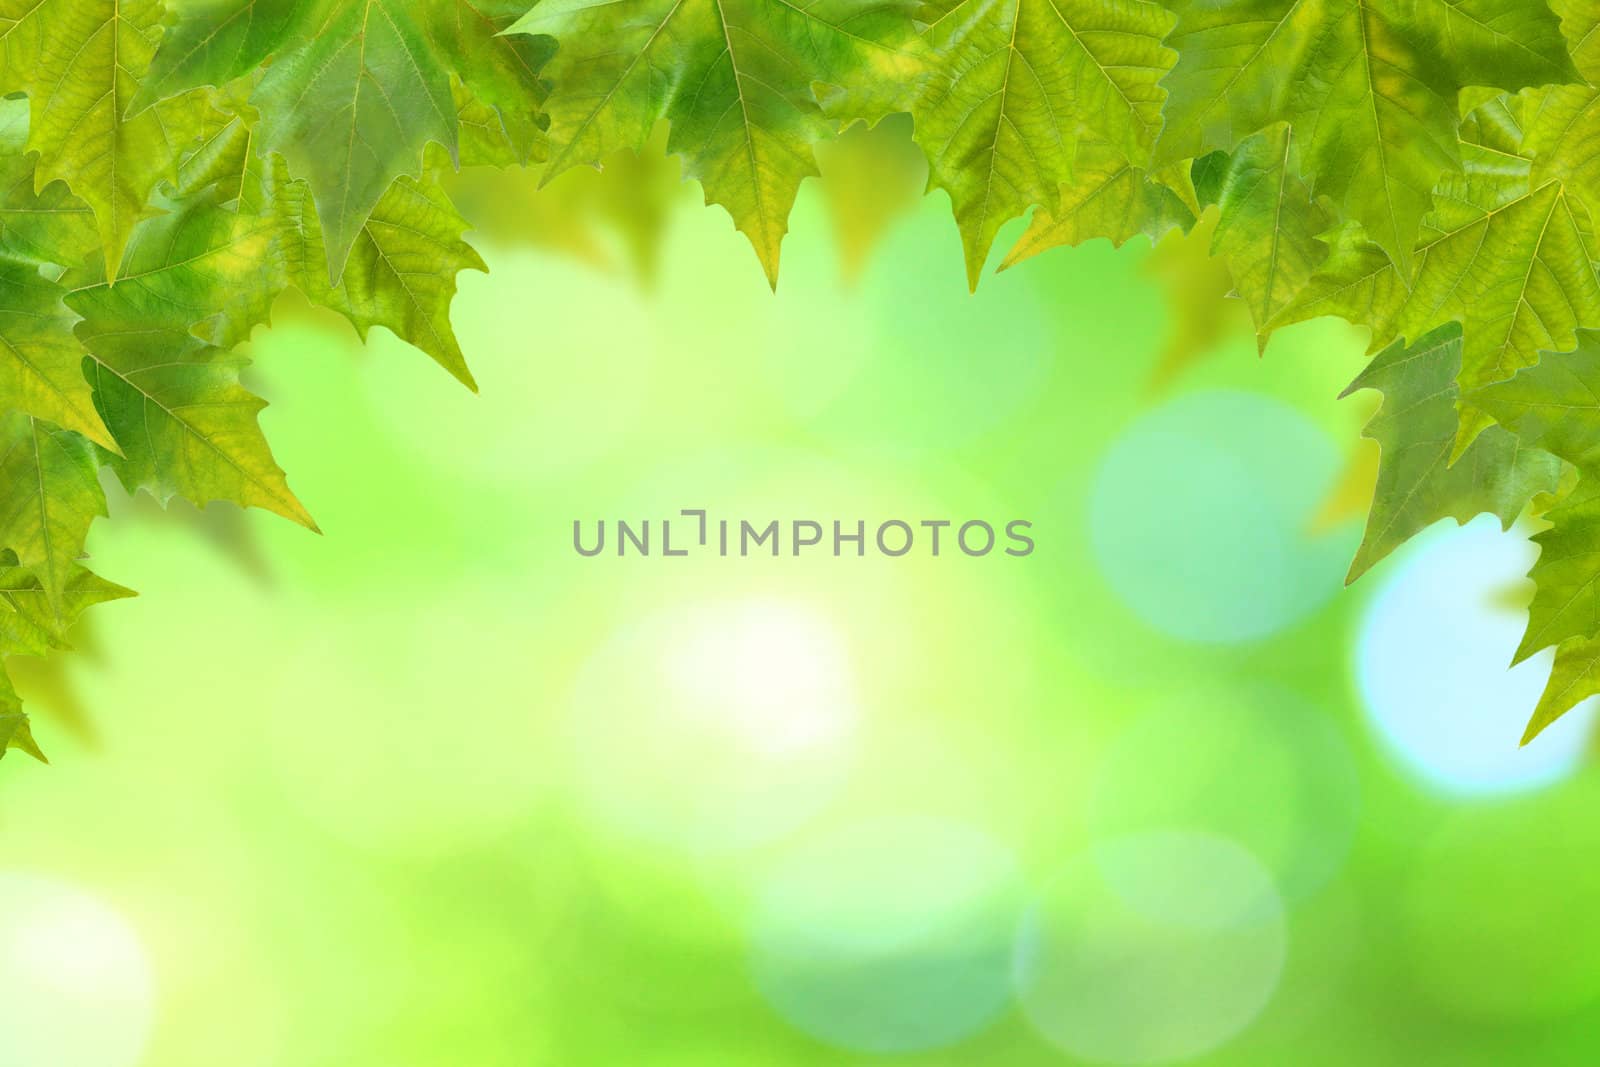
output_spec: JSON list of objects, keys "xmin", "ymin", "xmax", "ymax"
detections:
[{"xmin": 3, "ymin": 184, "xmax": 1598, "ymax": 1066}]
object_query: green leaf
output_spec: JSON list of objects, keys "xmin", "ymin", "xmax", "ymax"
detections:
[
  {"xmin": 1340, "ymin": 323, "xmax": 1563, "ymax": 582},
  {"xmin": 67, "ymin": 279, "xmax": 316, "ymax": 530},
  {"xmin": 1208, "ymin": 124, "xmax": 1329, "ymax": 350},
  {"xmin": 0, "ymin": 703, "xmax": 46, "ymax": 762},
  {"xmin": 1156, "ymin": 0, "xmax": 1578, "ymax": 274},
  {"xmin": 913, "ymin": 0, "xmax": 1175, "ymax": 288},
  {"xmin": 999, "ymin": 140, "xmax": 1195, "ymax": 268},
  {"xmin": 76, "ymin": 188, "xmax": 286, "ymax": 350},
  {"xmin": 1511, "ymin": 481, "xmax": 1600, "ymax": 664},
  {"xmin": 509, "ymin": 0, "xmax": 925, "ymax": 287},
  {"xmin": 0, "ymin": 561, "xmax": 133, "ymax": 659},
  {"xmin": 1526, "ymin": 631, "xmax": 1600, "ymax": 743},
  {"xmin": 0, "ymin": 96, "xmax": 99, "ymax": 271},
  {"xmin": 0, "ymin": 413, "xmax": 107, "ymax": 616},
  {"xmin": 1275, "ymin": 181, "xmax": 1600, "ymax": 395},
  {"xmin": 1516, "ymin": 0, "xmax": 1600, "ymax": 216},
  {"xmin": 270, "ymin": 158, "xmax": 485, "ymax": 389},
  {"xmin": 0, "ymin": 262, "xmax": 116, "ymax": 450},
  {"xmin": 252, "ymin": 0, "xmax": 457, "ymax": 284},
  {"xmin": 132, "ymin": 0, "xmax": 317, "ymax": 114},
  {"xmin": 0, "ymin": 0, "xmax": 225, "ymax": 275},
  {"xmin": 427, "ymin": 0, "xmax": 552, "ymax": 168},
  {"xmin": 1473, "ymin": 330, "xmax": 1600, "ymax": 477}
]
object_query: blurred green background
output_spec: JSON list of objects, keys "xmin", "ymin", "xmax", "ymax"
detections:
[{"xmin": 4, "ymin": 134, "xmax": 1600, "ymax": 1067}]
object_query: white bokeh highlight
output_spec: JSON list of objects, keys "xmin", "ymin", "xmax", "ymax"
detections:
[
  {"xmin": 0, "ymin": 872, "xmax": 156, "ymax": 1067},
  {"xmin": 1356, "ymin": 516, "xmax": 1598, "ymax": 796},
  {"xmin": 569, "ymin": 598, "xmax": 858, "ymax": 851}
]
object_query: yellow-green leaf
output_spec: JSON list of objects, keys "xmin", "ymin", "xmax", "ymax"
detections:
[
  {"xmin": 67, "ymin": 279, "xmax": 316, "ymax": 530},
  {"xmin": 509, "ymin": 0, "xmax": 926, "ymax": 287},
  {"xmin": 0, "ymin": 0, "xmax": 224, "ymax": 274},
  {"xmin": 914, "ymin": 0, "xmax": 1175, "ymax": 288},
  {"xmin": 0, "ymin": 262, "xmax": 115, "ymax": 450},
  {"xmin": 0, "ymin": 413, "xmax": 107, "ymax": 616},
  {"xmin": 1156, "ymin": 0, "xmax": 1578, "ymax": 275},
  {"xmin": 1000, "ymin": 140, "xmax": 1195, "ymax": 269}
]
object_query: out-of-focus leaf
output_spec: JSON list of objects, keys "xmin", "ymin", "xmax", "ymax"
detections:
[
  {"xmin": 443, "ymin": 125, "xmax": 687, "ymax": 284},
  {"xmin": 1140, "ymin": 211, "xmax": 1246, "ymax": 392},
  {"xmin": 815, "ymin": 114, "xmax": 927, "ymax": 283},
  {"xmin": 1308, "ymin": 438, "xmax": 1380, "ymax": 535}
]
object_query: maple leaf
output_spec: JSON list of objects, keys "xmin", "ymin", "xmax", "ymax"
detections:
[
  {"xmin": 0, "ymin": 413, "xmax": 108, "ymax": 617},
  {"xmin": 428, "ymin": 0, "xmax": 552, "ymax": 168},
  {"xmin": 131, "ymin": 0, "xmax": 319, "ymax": 114},
  {"xmin": 1206, "ymin": 124, "xmax": 1329, "ymax": 350},
  {"xmin": 508, "ymin": 0, "xmax": 926, "ymax": 288},
  {"xmin": 1472, "ymin": 333, "xmax": 1600, "ymax": 665},
  {"xmin": 1475, "ymin": 332, "xmax": 1600, "ymax": 497},
  {"xmin": 0, "ymin": 560, "xmax": 133, "ymax": 660},
  {"xmin": 0, "ymin": 0, "xmax": 225, "ymax": 275},
  {"xmin": 913, "ymin": 0, "xmax": 1176, "ymax": 288},
  {"xmin": 267, "ymin": 157, "xmax": 486, "ymax": 389},
  {"xmin": 67, "ymin": 268, "xmax": 316, "ymax": 530},
  {"xmin": 1341, "ymin": 323, "xmax": 1563, "ymax": 583},
  {"xmin": 250, "ymin": 0, "xmax": 457, "ymax": 284},
  {"xmin": 0, "ymin": 687, "xmax": 46, "ymax": 761},
  {"xmin": 4, "ymin": 0, "xmax": 1600, "ymax": 769},
  {"xmin": 0, "ymin": 558, "xmax": 132, "ymax": 760},
  {"xmin": 0, "ymin": 260, "xmax": 115, "ymax": 451},
  {"xmin": 81, "ymin": 139, "xmax": 487, "ymax": 391},
  {"xmin": 1273, "ymin": 181, "xmax": 1600, "ymax": 396},
  {"xmin": 75, "ymin": 187, "xmax": 285, "ymax": 349},
  {"xmin": 1156, "ymin": 0, "xmax": 1577, "ymax": 275},
  {"xmin": 1527, "ymin": 629, "xmax": 1600, "ymax": 743},
  {"xmin": 999, "ymin": 141, "xmax": 1195, "ymax": 267},
  {"xmin": 0, "ymin": 97, "xmax": 99, "ymax": 271},
  {"xmin": 1515, "ymin": 0, "xmax": 1600, "ymax": 219}
]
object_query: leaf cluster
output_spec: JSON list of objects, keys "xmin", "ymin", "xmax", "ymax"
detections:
[{"xmin": 4, "ymin": 0, "xmax": 1600, "ymax": 755}]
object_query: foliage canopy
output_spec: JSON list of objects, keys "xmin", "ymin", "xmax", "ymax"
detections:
[{"xmin": 2, "ymin": 0, "xmax": 1600, "ymax": 756}]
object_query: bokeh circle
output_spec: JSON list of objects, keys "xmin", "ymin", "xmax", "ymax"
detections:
[
  {"xmin": 1015, "ymin": 830, "xmax": 1288, "ymax": 1064},
  {"xmin": 1089, "ymin": 390, "xmax": 1352, "ymax": 643},
  {"xmin": 0, "ymin": 872, "xmax": 156, "ymax": 1067},
  {"xmin": 1090, "ymin": 683, "xmax": 1360, "ymax": 900},
  {"xmin": 1356, "ymin": 517, "xmax": 1598, "ymax": 796},
  {"xmin": 568, "ymin": 597, "xmax": 859, "ymax": 852},
  {"xmin": 749, "ymin": 816, "xmax": 1021, "ymax": 1053}
]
